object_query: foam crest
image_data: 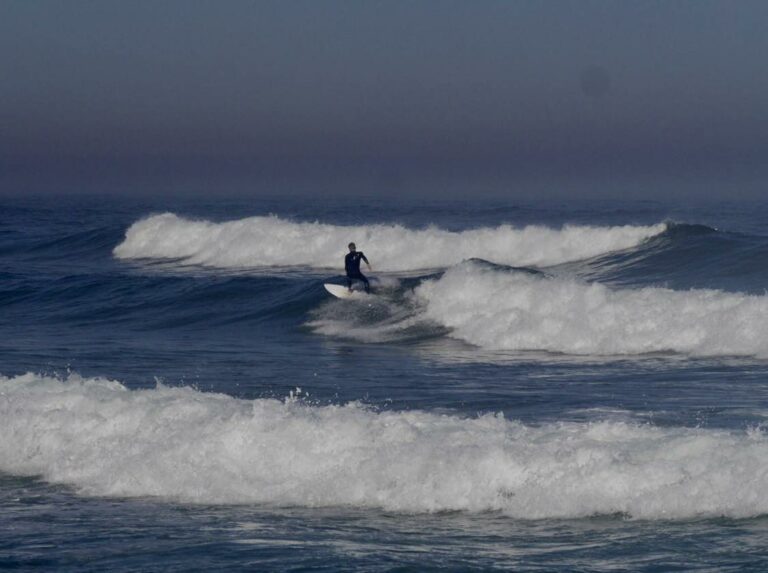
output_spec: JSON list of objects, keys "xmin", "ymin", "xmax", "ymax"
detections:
[
  {"xmin": 113, "ymin": 214, "xmax": 666, "ymax": 271},
  {"xmin": 3, "ymin": 372, "xmax": 768, "ymax": 519},
  {"xmin": 416, "ymin": 262, "xmax": 768, "ymax": 356}
]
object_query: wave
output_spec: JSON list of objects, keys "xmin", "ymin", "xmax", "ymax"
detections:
[
  {"xmin": 415, "ymin": 261, "xmax": 768, "ymax": 357},
  {"xmin": 307, "ymin": 276, "xmax": 449, "ymax": 343},
  {"xmin": 113, "ymin": 214, "xmax": 667, "ymax": 271},
  {"xmin": 2, "ymin": 372, "xmax": 768, "ymax": 519},
  {"xmin": 574, "ymin": 223, "xmax": 768, "ymax": 292}
]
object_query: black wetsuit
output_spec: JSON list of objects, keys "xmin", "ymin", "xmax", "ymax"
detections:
[{"xmin": 345, "ymin": 251, "xmax": 370, "ymax": 292}]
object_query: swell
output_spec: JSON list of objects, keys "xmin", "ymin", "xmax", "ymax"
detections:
[
  {"xmin": 575, "ymin": 222, "xmax": 768, "ymax": 292},
  {"xmin": 113, "ymin": 213, "xmax": 667, "ymax": 271},
  {"xmin": 1, "ymin": 224, "xmax": 121, "ymax": 261},
  {"xmin": 2, "ymin": 372, "xmax": 768, "ymax": 520},
  {"xmin": 1, "ymin": 272, "xmax": 320, "ymax": 330}
]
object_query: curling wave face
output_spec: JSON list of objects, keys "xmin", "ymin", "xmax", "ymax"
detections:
[
  {"xmin": 415, "ymin": 262, "xmax": 768, "ymax": 356},
  {"xmin": 113, "ymin": 214, "xmax": 667, "ymax": 271},
  {"xmin": 2, "ymin": 372, "xmax": 768, "ymax": 519}
]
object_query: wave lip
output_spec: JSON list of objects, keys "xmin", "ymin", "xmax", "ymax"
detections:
[
  {"xmin": 415, "ymin": 261, "xmax": 768, "ymax": 357},
  {"xmin": 113, "ymin": 214, "xmax": 667, "ymax": 271},
  {"xmin": 2, "ymin": 373, "xmax": 768, "ymax": 519}
]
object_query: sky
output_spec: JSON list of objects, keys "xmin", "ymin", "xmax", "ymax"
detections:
[{"xmin": 2, "ymin": 0, "xmax": 767, "ymax": 198}]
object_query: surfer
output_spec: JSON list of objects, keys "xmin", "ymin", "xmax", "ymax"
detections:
[{"xmin": 345, "ymin": 242, "xmax": 371, "ymax": 293}]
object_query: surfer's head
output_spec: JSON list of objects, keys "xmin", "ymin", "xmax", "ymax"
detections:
[{"xmin": 348, "ymin": 242, "xmax": 356, "ymax": 252}]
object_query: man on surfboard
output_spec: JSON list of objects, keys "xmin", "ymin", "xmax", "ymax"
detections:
[{"xmin": 345, "ymin": 242, "xmax": 371, "ymax": 293}]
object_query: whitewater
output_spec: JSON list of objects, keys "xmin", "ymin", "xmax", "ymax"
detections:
[
  {"xmin": 3, "ymin": 372, "xmax": 768, "ymax": 520},
  {"xmin": 114, "ymin": 213, "xmax": 667, "ymax": 270},
  {"xmin": 414, "ymin": 261, "xmax": 768, "ymax": 357}
]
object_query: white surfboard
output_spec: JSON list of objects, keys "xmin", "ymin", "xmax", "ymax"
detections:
[{"xmin": 324, "ymin": 283, "xmax": 368, "ymax": 299}]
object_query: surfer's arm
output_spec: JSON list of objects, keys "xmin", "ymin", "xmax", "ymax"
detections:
[{"xmin": 361, "ymin": 253, "xmax": 371, "ymax": 269}]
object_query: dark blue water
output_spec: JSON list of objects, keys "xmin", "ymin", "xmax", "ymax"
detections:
[{"xmin": 3, "ymin": 193, "xmax": 768, "ymax": 571}]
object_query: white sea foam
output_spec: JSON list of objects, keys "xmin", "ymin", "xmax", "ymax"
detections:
[
  {"xmin": 2, "ymin": 372, "xmax": 768, "ymax": 519},
  {"xmin": 113, "ymin": 214, "xmax": 666, "ymax": 271},
  {"xmin": 415, "ymin": 261, "xmax": 768, "ymax": 356}
]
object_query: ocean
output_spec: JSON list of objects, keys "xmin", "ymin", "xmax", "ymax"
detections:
[{"xmin": 3, "ymin": 192, "xmax": 768, "ymax": 571}]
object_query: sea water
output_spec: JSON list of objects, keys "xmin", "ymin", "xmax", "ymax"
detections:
[{"xmin": 3, "ymin": 193, "xmax": 768, "ymax": 570}]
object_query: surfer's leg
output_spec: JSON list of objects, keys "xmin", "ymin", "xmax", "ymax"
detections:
[
  {"xmin": 360, "ymin": 273, "xmax": 370, "ymax": 293},
  {"xmin": 346, "ymin": 275, "xmax": 353, "ymax": 291}
]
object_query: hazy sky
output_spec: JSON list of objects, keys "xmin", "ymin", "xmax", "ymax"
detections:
[{"xmin": 2, "ymin": 0, "xmax": 767, "ymax": 197}]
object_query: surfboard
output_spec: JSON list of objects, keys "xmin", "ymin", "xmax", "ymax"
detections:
[{"xmin": 324, "ymin": 283, "xmax": 368, "ymax": 299}]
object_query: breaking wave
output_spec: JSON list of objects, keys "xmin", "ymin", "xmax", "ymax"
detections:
[
  {"xmin": 113, "ymin": 214, "xmax": 666, "ymax": 271},
  {"xmin": 415, "ymin": 261, "xmax": 768, "ymax": 356},
  {"xmin": 2, "ymin": 372, "xmax": 768, "ymax": 519}
]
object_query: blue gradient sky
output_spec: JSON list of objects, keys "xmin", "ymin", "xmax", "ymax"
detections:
[{"xmin": 2, "ymin": 1, "xmax": 767, "ymax": 197}]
